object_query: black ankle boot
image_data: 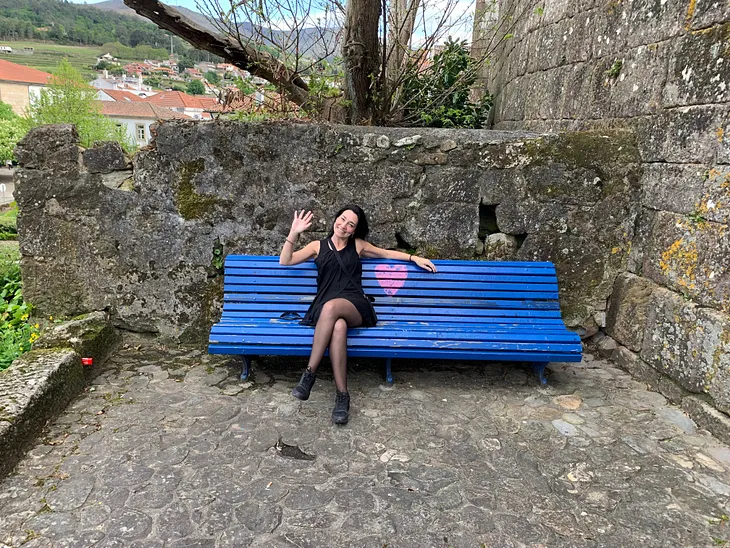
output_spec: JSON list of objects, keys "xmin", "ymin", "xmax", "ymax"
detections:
[
  {"xmin": 332, "ymin": 391, "xmax": 350, "ymax": 425},
  {"xmin": 292, "ymin": 368, "xmax": 316, "ymax": 400}
]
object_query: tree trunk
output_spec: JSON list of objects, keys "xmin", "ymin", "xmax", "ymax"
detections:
[
  {"xmin": 385, "ymin": 0, "xmax": 419, "ymax": 116},
  {"xmin": 342, "ymin": 0, "xmax": 381, "ymax": 124}
]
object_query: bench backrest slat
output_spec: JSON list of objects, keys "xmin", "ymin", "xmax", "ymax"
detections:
[{"xmin": 219, "ymin": 256, "xmax": 567, "ymax": 321}]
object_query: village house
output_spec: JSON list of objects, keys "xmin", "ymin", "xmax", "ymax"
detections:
[
  {"xmin": 144, "ymin": 90, "xmax": 219, "ymax": 120},
  {"xmin": 97, "ymin": 101, "xmax": 189, "ymax": 146},
  {"xmin": 0, "ymin": 58, "xmax": 51, "ymax": 115}
]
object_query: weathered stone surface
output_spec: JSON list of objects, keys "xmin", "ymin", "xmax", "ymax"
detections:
[
  {"xmin": 634, "ymin": 104, "xmax": 730, "ymax": 165},
  {"xmin": 484, "ymin": 233, "xmax": 518, "ymax": 260},
  {"xmin": 82, "ymin": 141, "xmax": 129, "ymax": 173},
  {"xmin": 0, "ymin": 349, "xmax": 83, "ymax": 478},
  {"xmin": 34, "ymin": 311, "xmax": 120, "ymax": 369},
  {"xmin": 14, "ymin": 125, "xmax": 80, "ymax": 171},
  {"xmin": 642, "ymin": 211, "xmax": 730, "ymax": 311},
  {"xmin": 700, "ymin": 166, "xmax": 730, "ymax": 225},
  {"xmin": 16, "ymin": 124, "xmax": 641, "ymax": 338},
  {"xmin": 641, "ymin": 163, "xmax": 708, "ymax": 216},
  {"xmin": 642, "ymin": 288, "xmax": 730, "ymax": 413},
  {"xmin": 2, "ymin": 345, "xmax": 730, "ymax": 546},
  {"xmin": 663, "ymin": 23, "xmax": 730, "ymax": 107},
  {"xmin": 606, "ymin": 273, "xmax": 656, "ymax": 351},
  {"xmin": 682, "ymin": 396, "xmax": 730, "ymax": 446}
]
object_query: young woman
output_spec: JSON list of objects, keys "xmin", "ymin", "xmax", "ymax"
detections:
[{"xmin": 279, "ymin": 205, "xmax": 437, "ymax": 425}]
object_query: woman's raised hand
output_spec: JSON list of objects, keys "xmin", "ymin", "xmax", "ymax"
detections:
[{"xmin": 290, "ymin": 210, "xmax": 313, "ymax": 235}]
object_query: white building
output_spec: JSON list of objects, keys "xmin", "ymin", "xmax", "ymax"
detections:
[{"xmin": 97, "ymin": 102, "xmax": 189, "ymax": 146}]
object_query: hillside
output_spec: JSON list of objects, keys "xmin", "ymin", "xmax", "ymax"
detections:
[
  {"xmin": 91, "ymin": 0, "xmax": 340, "ymax": 60},
  {"xmin": 0, "ymin": 0, "xmax": 339, "ymax": 62}
]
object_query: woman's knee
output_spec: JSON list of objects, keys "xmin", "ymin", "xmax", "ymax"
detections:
[
  {"xmin": 320, "ymin": 300, "xmax": 339, "ymax": 320},
  {"xmin": 333, "ymin": 318, "xmax": 348, "ymax": 337}
]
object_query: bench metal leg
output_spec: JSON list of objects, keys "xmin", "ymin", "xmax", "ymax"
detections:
[
  {"xmin": 241, "ymin": 356, "xmax": 252, "ymax": 381},
  {"xmin": 385, "ymin": 358, "xmax": 394, "ymax": 385},
  {"xmin": 531, "ymin": 362, "xmax": 548, "ymax": 385}
]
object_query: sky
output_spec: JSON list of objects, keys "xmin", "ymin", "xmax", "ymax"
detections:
[{"xmin": 68, "ymin": 0, "xmax": 476, "ymax": 44}]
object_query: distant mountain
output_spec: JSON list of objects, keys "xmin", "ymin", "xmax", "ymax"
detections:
[
  {"xmin": 91, "ymin": 0, "xmax": 218, "ymax": 33},
  {"xmin": 89, "ymin": 0, "xmax": 340, "ymax": 60}
]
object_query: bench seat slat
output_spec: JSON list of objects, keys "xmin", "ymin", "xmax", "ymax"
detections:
[
  {"xmin": 209, "ymin": 344, "xmax": 582, "ymax": 363},
  {"xmin": 209, "ymin": 333, "xmax": 581, "ymax": 353},
  {"xmin": 226, "ymin": 260, "xmax": 556, "ymax": 275},
  {"xmin": 211, "ymin": 326, "xmax": 580, "ymax": 344}
]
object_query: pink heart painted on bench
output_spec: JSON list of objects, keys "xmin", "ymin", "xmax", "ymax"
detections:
[{"xmin": 375, "ymin": 264, "xmax": 408, "ymax": 296}]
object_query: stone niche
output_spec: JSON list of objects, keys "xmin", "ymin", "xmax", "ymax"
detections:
[{"xmin": 14, "ymin": 122, "xmax": 642, "ymax": 343}]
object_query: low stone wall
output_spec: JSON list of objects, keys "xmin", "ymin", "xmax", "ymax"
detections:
[
  {"xmin": 14, "ymin": 122, "xmax": 642, "ymax": 342},
  {"xmin": 483, "ymin": 0, "xmax": 730, "ymax": 437},
  {"xmin": 0, "ymin": 312, "xmax": 119, "ymax": 478}
]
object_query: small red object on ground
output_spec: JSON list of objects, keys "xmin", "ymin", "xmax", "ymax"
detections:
[{"xmin": 81, "ymin": 358, "xmax": 93, "ymax": 366}]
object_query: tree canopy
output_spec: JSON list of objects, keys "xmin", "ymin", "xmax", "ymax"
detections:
[
  {"xmin": 24, "ymin": 59, "xmax": 134, "ymax": 152},
  {"xmin": 122, "ymin": 0, "xmax": 527, "ymax": 126}
]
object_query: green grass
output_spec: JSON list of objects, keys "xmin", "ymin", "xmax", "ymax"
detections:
[
  {"xmin": 2, "ymin": 41, "xmax": 106, "ymax": 79},
  {"xmin": 0, "ymin": 240, "xmax": 19, "ymax": 263},
  {"xmin": 0, "ymin": 203, "xmax": 18, "ymax": 240}
]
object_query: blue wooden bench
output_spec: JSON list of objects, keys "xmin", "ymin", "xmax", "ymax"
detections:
[{"xmin": 208, "ymin": 256, "xmax": 582, "ymax": 384}]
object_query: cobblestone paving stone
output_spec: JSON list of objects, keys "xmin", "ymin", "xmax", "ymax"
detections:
[{"xmin": 2, "ymin": 341, "xmax": 730, "ymax": 547}]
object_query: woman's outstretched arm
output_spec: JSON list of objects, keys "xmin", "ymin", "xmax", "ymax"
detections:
[
  {"xmin": 280, "ymin": 210, "xmax": 319, "ymax": 265},
  {"xmin": 357, "ymin": 240, "xmax": 438, "ymax": 272}
]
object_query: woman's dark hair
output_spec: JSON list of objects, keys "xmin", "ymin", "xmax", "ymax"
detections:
[{"xmin": 328, "ymin": 204, "xmax": 370, "ymax": 240}]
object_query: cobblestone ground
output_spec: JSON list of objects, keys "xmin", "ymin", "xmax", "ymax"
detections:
[{"xmin": 2, "ymin": 342, "xmax": 730, "ymax": 548}]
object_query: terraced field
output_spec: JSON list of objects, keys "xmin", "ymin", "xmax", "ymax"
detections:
[{"xmin": 1, "ymin": 41, "xmax": 104, "ymax": 78}]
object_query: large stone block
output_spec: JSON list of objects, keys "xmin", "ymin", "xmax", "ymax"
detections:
[
  {"xmin": 689, "ymin": 0, "xmax": 730, "ymax": 31},
  {"xmin": 642, "ymin": 288, "xmax": 730, "ymax": 413},
  {"xmin": 82, "ymin": 141, "xmax": 129, "ymax": 173},
  {"xmin": 642, "ymin": 211, "xmax": 730, "ymax": 311},
  {"xmin": 14, "ymin": 125, "xmax": 80, "ymax": 172},
  {"xmin": 635, "ymin": 104, "xmax": 730, "ymax": 164},
  {"xmin": 698, "ymin": 165, "xmax": 730, "ymax": 224},
  {"xmin": 663, "ymin": 23, "xmax": 730, "ymax": 107},
  {"xmin": 589, "ymin": 43, "xmax": 669, "ymax": 119},
  {"xmin": 586, "ymin": 5, "xmax": 630, "ymax": 59},
  {"xmin": 606, "ymin": 273, "xmax": 656, "ymax": 351},
  {"xmin": 622, "ymin": 0, "xmax": 685, "ymax": 48},
  {"xmin": 641, "ymin": 163, "xmax": 708, "ymax": 216}
]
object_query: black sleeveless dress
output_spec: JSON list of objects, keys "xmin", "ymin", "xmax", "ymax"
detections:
[{"xmin": 300, "ymin": 237, "xmax": 377, "ymax": 327}]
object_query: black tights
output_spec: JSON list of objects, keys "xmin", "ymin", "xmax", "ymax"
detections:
[{"xmin": 306, "ymin": 298, "xmax": 362, "ymax": 392}]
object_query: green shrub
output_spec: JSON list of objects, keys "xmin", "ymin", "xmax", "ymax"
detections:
[
  {"xmin": 401, "ymin": 38, "xmax": 492, "ymax": 129},
  {"xmin": 0, "ymin": 203, "xmax": 18, "ymax": 241},
  {"xmin": 0, "ymin": 244, "xmax": 37, "ymax": 370}
]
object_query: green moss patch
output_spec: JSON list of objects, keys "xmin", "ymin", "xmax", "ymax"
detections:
[{"xmin": 176, "ymin": 160, "xmax": 219, "ymax": 220}]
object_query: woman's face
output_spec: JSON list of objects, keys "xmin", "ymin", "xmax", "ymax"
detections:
[{"xmin": 333, "ymin": 210, "xmax": 359, "ymax": 238}]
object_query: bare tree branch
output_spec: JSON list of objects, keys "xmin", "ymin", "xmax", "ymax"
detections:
[{"xmin": 123, "ymin": 0, "xmax": 310, "ymax": 105}]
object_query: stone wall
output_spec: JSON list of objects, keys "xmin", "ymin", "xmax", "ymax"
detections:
[
  {"xmin": 484, "ymin": 1, "xmax": 729, "ymax": 424},
  {"xmin": 14, "ymin": 122, "xmax": 641, "ymax": 342}
]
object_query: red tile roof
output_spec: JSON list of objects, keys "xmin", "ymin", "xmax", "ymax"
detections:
[
  {"xmin": 101, "ymin": 90, "xmax": 145, "ymax": 102},
  {"xmin": 97, "ymin": 101, "xmax": 190, "ymax": 120},
  {"xmin": 145, "ymin": 90, "xmax": 219, "ymax": 110},
  {"xmin": 0, "ymin": 58, "xmax": 51, "ymax": 85}
]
